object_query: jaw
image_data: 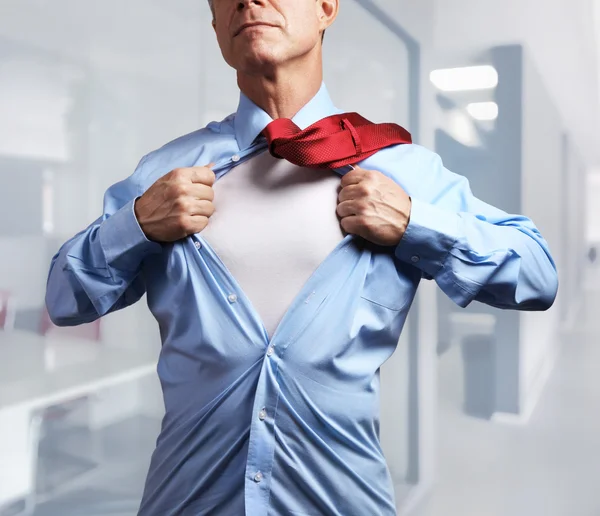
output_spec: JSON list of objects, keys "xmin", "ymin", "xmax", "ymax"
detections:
[{"xmin": 229, "ymin": 38, "xmax": 288, "ymax": 75}]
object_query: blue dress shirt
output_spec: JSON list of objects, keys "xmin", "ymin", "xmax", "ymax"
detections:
[{"xmin": 45, "ymin": 82, "xmax": 558, "ymax": 516}]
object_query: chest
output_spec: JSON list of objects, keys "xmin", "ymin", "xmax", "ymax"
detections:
[
  {"xmin": 202, "ymin": 151, "xmax": 344, "ymax": 263},
  {"xmin": 198, "ymin": 152, "xmax": 346, "ymax": 337}
]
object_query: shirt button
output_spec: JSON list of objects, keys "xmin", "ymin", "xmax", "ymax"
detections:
[
  {"xmin": 411, "ymin": 255, "xmax": 420, "ymax": 263},
  {"xmin": 194, "ymin": 241, "xmax": 202, "ymax": 249},
  {"xmin": 228, "ymin": 294, "xmax": 238, "ymax": 303},
  {"xmin": 231, "ymin": 154, "xmax": 240, "ymax": 162},
  {"xmin": 254, "ymin": 472, "xmax": 263, "ymax": 483},
  {"xmin": 266, "ymin": 346, "xmax": 275, "ymax": 357},
  {"xmin": 259, "ymin": 409, "xmax": 267, "ymax": 421}
]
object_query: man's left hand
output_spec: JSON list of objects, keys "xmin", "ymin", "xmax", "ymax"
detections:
[{"xmin": 336, "ymin": 166, "xmax": 412, "ymax": 246}]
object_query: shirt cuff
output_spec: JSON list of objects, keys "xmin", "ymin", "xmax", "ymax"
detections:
[
  {"xmin": 394, "ymin": 197, "xmax": 460, "ymax": 277},
  {"xmin": 99, "ymin": 197, "xmax": 163, "ymax": 271}
]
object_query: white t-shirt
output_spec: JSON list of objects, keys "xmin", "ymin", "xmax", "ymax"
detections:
[{"xmin": 200, "ymin": 151, "xmax": 345, "ymax": 338}]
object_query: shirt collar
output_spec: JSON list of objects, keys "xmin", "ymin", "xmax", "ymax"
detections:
[{"xmin": 233, "ymin": 82, "xmax": 340, "ymax": 150}]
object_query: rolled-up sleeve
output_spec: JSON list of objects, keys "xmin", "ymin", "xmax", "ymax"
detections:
[
  {"xmin": 394, "ymin": 149, "xmax": 558, "ymax": 311},
  {"xmin": 96, "ymin": 197, "xmax": 161, "ymax": 274}
]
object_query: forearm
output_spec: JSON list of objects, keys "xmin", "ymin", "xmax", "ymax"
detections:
[
  {"xmin": 395, "ymin": 198, "xmax": 558, "ymax": 310},
  {"xmin": 45, "ymin": 198, "xmax": 162, "ymax": 325}
]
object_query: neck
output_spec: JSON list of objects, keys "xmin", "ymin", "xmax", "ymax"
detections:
[{"xmin": 237, "ymin": 49, "xmax": 324, "ymax": 120}]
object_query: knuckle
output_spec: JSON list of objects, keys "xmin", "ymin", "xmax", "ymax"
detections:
[
  {"xmin": 199, "ymin": 200, "xmax": 215, "ymax": 217},
  {"xmin": 176, "ymin": 214, "xmax": 189, "ymax": 230},
  {"xmin": 173, "ymin": 196, "xmax": 189, "ymax": 211},
  {"xmin": 172, "ymin": 183, "xmax": 188, "ymax": 198},
  {"xmin": 171, "ymin": 168, "xmax": 185, "ymax": 179},
  {"xmin": 358, "ymin": 183, "xmax": 371, "ymax": 196}
]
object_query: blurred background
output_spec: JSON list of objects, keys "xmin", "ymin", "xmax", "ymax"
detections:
[{"xmin": 0, "ymin": 0, "xmax": 599, "ymax": 515}]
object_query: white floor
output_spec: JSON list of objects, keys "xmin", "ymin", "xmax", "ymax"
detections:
[{"xmin": 414, "ymin": 264, "xmax": 600, "ymax": 516}]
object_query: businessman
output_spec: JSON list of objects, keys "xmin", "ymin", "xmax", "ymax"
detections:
[{"xmin": 45, "ymin": 0, "xmax": 558, "ymax": 514}]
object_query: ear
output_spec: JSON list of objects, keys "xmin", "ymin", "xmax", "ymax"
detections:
[{"xmin": 317, "ymin": 0, "xmax": 339, "ymax": 32}]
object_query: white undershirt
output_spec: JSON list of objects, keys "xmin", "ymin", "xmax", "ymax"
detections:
[{"xmin": 200, "ymin": 151, "xmax": 345, "ymax": 338}]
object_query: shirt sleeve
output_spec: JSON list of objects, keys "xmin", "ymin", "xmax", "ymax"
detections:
[
  {"xmin": 394, "ymin": 148, "xmax": 558, "ymax": 310},
  {"xmin": 45, "ymin": 154, "xmax": 163, "ymax": 325}
]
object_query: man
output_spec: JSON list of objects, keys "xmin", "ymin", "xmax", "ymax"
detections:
[{"xmin": 45, "ymin": 0, "xmax": 558, "ymax": 514}]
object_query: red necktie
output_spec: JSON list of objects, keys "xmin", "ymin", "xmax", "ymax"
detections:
[{"xmin": 262, "ymin": 112, "xmax": 412, "ymax": 169}]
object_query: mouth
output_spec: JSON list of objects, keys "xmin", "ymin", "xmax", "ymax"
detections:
[{"xmin": 234, "ymin": 22, "xmax": 277, "ymax": 37}]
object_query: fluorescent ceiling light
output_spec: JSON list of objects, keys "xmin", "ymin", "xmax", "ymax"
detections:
[
  {"xmin": 467, "ymin": 102, "xmax": 499, "ymax": 121},
  {"xmin": 430, "ymin": 65, "xmax": 498, "ymax": 92}
]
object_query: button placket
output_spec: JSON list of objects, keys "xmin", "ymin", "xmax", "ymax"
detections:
[{"xmin": 244, "ymin": 352, "xmax": 282, "ymax": 514}]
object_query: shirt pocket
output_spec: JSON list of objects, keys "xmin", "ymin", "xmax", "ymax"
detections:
[{"xmin": 359, "ymin": 253, "xmax": 420, "ymax": 311}]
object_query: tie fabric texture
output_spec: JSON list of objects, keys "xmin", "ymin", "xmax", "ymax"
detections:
[{"xmin": 262, "ymin": 112, "xmax": 412, "ymax": 169}]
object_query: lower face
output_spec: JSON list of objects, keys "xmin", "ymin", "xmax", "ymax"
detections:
[
  {"xmin": 233, "ymin": 25, "xmax": 287, "ymax": 72},
  {"xmin": 216, "ymin": 8, "xmax": 321, "ymax": 74}
]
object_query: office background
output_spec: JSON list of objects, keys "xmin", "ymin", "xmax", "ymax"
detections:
[{"xmin": 0, "ymin": 0, "xmax": 599, "ymax": 515}]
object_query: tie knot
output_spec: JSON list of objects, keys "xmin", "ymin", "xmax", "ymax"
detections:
[{"xmin": 261, "ymin": 112, "xmax": 412, "ymax": 169}]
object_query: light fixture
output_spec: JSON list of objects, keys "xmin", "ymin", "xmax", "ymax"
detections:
[
  {"xmin": 467, "ymin": 102, "xmax": 499, "ymax": 121},
  {"xmin": 430, "ymin": 65, "xmax": 498, "ymax": 92}
]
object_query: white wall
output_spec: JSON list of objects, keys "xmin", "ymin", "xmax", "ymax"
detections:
[
  {"xmin": 432, "ymin": 0, "xmax": 600, "ymax": 169},
  {"xmin": 587, "ymin": 172, "xmax": 600, "ymax": 243}
]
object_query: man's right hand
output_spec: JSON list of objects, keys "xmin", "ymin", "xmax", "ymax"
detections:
[{"xmin": 134, "ymin": 164, "xmax": 217, "ymax": 243}]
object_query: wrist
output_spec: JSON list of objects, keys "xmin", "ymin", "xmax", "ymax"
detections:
[{"xmin": 133, "ymin": 196, "xmax": 151, "ymax": 240}]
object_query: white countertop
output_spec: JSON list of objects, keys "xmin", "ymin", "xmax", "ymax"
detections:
[{"xmin": 0, "ymin": 330, "xmax": 159, "ymax": 411}]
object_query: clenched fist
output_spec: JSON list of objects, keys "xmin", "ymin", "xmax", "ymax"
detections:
[
  {"xmin": 134, "ymin": 164, "xmax": 217, "ymax": 243},
  {"xmin": 336, "ymin": 166, "xmax": 411, "ymax": 246}
]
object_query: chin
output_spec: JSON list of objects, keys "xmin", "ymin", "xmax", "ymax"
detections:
[{"xmin": 237, "ymin": 47, "xmax": 286, "ymax": 74}]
